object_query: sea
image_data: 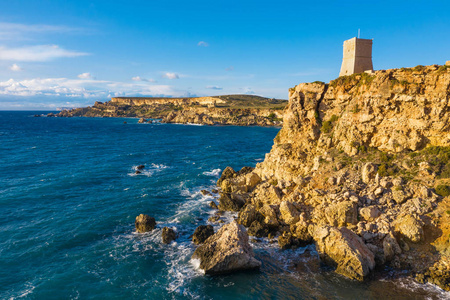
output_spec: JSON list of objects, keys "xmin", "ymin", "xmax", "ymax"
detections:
[{"xmin": 1, "ymin": 111, "xmax": 449, "ymax": 300}]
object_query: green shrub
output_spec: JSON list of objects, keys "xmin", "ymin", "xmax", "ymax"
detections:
[
  {"xmin": 378, "ymin": 164, "xmax": 387, "ymax": 176},
  {"xmin": 321, "ymin": 120, "xmax": 332, "ymax": 133},
  {"xmin": 435, "ymin": 185, "xmax": 450, "ymax": 197}
]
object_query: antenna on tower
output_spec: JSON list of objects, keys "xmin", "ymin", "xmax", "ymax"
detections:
[{"xmin": 358, "ymin": 29, "xmax": 360, "ymax": 38}]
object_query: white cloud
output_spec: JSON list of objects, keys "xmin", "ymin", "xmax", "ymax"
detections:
[
  {"xmin": 0, "ymin": 77, "xmax": 179, "ymax": 99},
  {"xmin": 132, "ymin": 76, "xmax": 155, "ymax": 82},
  {"xmin": 225, "ymin": 66, "xmax": 234, "ymax": 71},
  {"xmin": 0, "ymin": 22, "xmax": 82, "ymax": 40},
  {"xmin": 9, "ymin": 64, "xmax": 22, "ymax": 71},
  {"xmin": 162, "ymin": 72, "xmax": 179, "ymax": 80},
  {"xmin": 77, "ymin": 72, "xmax": 93, "ymax": 79},
  {"xmin": 0, "ymin": 45, "xmax": 89, "ymax": 62},
  {"xmin": 206, "ymin": 85, "xmax": 222, "ymax": 90},
  {"xmin": 197, "ymin": 41, "xmax": 209, "ymax": 47}
]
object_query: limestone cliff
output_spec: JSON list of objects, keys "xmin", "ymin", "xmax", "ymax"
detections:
[
  {"xmin": 57, "ymin": 95, "xmax": 286, "ymax": 127},
  {"xmin": 213, "ymin": 64, "xmax": 450, "ymax": 287}
]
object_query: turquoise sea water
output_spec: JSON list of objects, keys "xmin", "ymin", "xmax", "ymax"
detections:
[{"xmin": 1, "ymin": 111, "xmax": 449, "ymax": 300}]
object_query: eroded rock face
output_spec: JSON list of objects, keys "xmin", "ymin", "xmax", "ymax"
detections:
[
  {"xmin": 311, "ymin": 225, "xmax": 375, "ymax": 281},
  {"xmin": 325, "ymin": 201, "xmax": 358, "ymax": 227},
  {"xmin": 218, "ymin": 193, "xmax": 246, "ymax": 212},
  {"xmin": 237, "ymin": 204, "xmax": 262, "ymax": 227},
  {"xmin": 135, "ymin": 214, "xmax": 156, "ymax": 233},
  {"xmin": 192, "ymin": 225, "xmax": 214, "ymax": 245},
  {"xmin": 192, "ymin": 221, "xmax": 261, "ymax": 275}
]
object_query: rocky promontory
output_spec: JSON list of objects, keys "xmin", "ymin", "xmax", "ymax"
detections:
[
  {"xmin": 57, "ymin": 95, "xmax": 286, "ymax": 126},
  {"xmin": 211, "ymin": 64, "xmax": 450, "ymax": 289}
]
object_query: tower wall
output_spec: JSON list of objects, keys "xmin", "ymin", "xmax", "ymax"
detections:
[{"xmin": 339, "ymin": 37, "xmax": 373, "ymax": 77}]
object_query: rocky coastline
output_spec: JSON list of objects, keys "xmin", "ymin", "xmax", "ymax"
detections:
[
  {"xmin": 56, "ymin": 95, "xmax": 286, "ymax": 127},
  {"xmin": 190, "ymin": 65, "xmax": 450, "ymax": 289}
]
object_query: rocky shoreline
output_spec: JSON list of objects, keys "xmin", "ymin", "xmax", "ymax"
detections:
[
  {"xmin": 133, "ymin": 64, "xmax": 450, "ymax": 291},
  {"xmin": 56, "ymin": 95, "xmax": 286, "ymax": 127}
]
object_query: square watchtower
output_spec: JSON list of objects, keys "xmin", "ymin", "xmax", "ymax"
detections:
[{"xmin": 339, "ymin": 37, "xmax": 373, "ymax": 76}]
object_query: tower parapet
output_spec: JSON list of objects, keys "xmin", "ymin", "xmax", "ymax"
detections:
[{"xmin": 339, "ymin": 37, "xmax": 373, "ymax": 76}]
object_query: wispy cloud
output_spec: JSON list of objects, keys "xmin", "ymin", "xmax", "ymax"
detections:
[
  {"xmin": 197, "ymin": 41, "xmax": 209, "ymax": 47},
  {"xmin": 0, "ymin": 45, "xmax": 89, "ymax": 62},
  {"xmin": 0, "ymin": 22, "xmax": 83, "ymax": 40},
  {"xmin": 225, "ymin": 66, "xmax": 234, "ymax": 71},
  {"xmin": 0, "ymin": 77, "xmax": 179, "ymax": 99},
  {"xmin": 206, "ymin": 85, "xmax": 222, "ymax": 90},
  {"xmin": 77, "ymin": 72, "xmax": 93, "ymax": 79},
  {"xmin": 9, "ymin": 64, "xmax": 22, "ymax": 71},
  {"xmin": 162, "ymin": 72, "xmax": 179, "ymax": 80},
  {"xmin": 132, "ymin": 76, "xmax": 156, "ymax": 82}
]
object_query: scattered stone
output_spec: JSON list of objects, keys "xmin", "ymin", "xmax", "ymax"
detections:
[
  {"xmin": 201, "ymin": 189, "xmax": 212, "ymax": 196},
  {"xmin": 395, "ymin": 215, "xmax": 424, "ymax": 243},
  {"xmin": 218, "ymin": 193, "xmax": 246, "ymax": 211},
  {"xmin": 237, "ymin": 204, "xmax": 262, "ymax": 227},
  {"xmin": 247, "ymin": 220, "xmax": 269, "ymax": 238},
  {"xmin": 211, "ymin": 189, "xmax": 219, "ymax": 194},
  {"xmin": 325, "ymin": 201, "xmax": 358, "ymax": 227},
  {"xmin": 209, "ymin": 201, "xmax": 218, "ymax": 209},
  {"xmin": 192, "ymin": 225, "xmax": 214, "ymax": 244},
  {"xmin": 192, "ymin": 221, "xmax": 261, "ymax": 275},
  {"xmin": 135, "ymin": 214, "xmax": 156, "ymax": 233},
  {"xmin": 138, "ymin": 118, "xmax": 147, "ymax": 123},
  {"xmin": 162, "ymin": 227, "xmax": 177, "ymax": 244},
  {"xmin": 359, "ymin": 206, "xmax": 381, "ymax": 222},
  {"xmin": 362, "ymin": 163, "xmax": 378, "ymax": 183},
  {"xmin": 280, "ymin": 201, "xmax": 300, "ymax": 225},
  {"xmin": 311, "ymin": 225, "xmax": 375, "ymax": 281}
]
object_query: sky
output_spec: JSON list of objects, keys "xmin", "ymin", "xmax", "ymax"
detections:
[{"xmin": 1, "ymin": 0, "xmax": 450, "ymax": 110}]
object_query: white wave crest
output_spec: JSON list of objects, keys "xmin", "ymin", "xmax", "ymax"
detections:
[{"xmin": 203, "ymin": 168, "xmax": 221, "ymax": 177}]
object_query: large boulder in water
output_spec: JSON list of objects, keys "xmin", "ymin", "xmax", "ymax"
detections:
[
  {"xmin": 192, "ymin": 225, "xmax": 214, "ymax": 244},
  {"xmin": 311, "ymin": 225, "xmax": 375, "ymax": 281},
  {"xmin": 192, "ymin": 221, "xmax": 261, "ymax": 275},
  {"xmin": 162, "ymin": 227, "xmax": 177, "ymax": 244},
  {"xmin": 135, "ymin": 214, "xmax": 156, "ymax": 233}
]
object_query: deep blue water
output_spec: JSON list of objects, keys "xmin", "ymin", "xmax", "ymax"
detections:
[{"xmin": 1, "ymin": 111, "xmax": 449, "ymax": 300}]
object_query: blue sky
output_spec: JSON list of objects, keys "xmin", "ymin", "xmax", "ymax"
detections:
[{"xmin": 1, "ymin": 0, "xmax": 449, "ymax": 109}]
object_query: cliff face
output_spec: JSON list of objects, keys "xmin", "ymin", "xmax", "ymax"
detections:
[
  {"xmin": 58, "ymin": 95, "xmax": 286, "ymax": 126},
  {"xmin": 214, "ymin": 65, "xmax": 450, "ymax": 287},
  {"xmin": 257, "ymin": 65, "xmax": 450, "ymax": 182}
]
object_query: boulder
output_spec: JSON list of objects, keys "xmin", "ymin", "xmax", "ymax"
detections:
[
  {"xmin": 201, "ymin": 189, "xmax": 212, "ymax": 196},
  {"xmin": 237, "ymin": 204, "xmax": 262, "ymax": 227},
  {"xmin": 325, "ymin": 201, "xmax": 358, "ymax": 227},
  {"xmin": 359, "ymin": 206, "xmax": 381, "ymax": 221},
  {"xmin": 209, "ymin": 201, "xmax": 218, "ymax": 209},
  {"xmin": 280, "ymin": 201, "xmax": 300, "ymax": 225},
  {"xmin": 218, "ymin": 193, "xmax": 246, "ymax": 212},
  {"xmin": 394, "ymin": 214, "xmax": 424, "ymax": 243},
  {"xmin": 162, "ymin": 227, "xmax": 177, "ymax": 244},
  {"xmin": 311, "ymin": 225, "xmax": 375, "ymax": 281},
  {"xmin": 245, "ymin": 172, "xmax": 261, "ymax": 189},
  {"xmin": 362, "ymin": 163, "xmax": 378, "ymax": 183},
  {"xmin": 278, "ymin": 232, "xmax": 299, "ymax": 249},
  {"xmin": 217, "ymin": 167, "xmax": 236, "ymax": 186},
  {"xmin": 236, "ymin": 166, "xmax": 254, "ymax": 176},
  {"xmin": 290, "ymin": 220, "xmax": 312, "ymax": 244},
  {"xmin": 259, "ymin": 204, "xmax": 280, "ymax": 227},
  {"xmin": 135, "ymin": 214, "xmax": 156, "ymax": 233},
  {"xmin": 382, "ymin": 232, "xmax": 402, "ymax": 261},
  {"xmin": 192, "ymin": 225, "xmax": 215, "ymax": 245},
  {"xmin": 136, "ymin": 165, "xmax": 145, "ymax": 170},
  {"xmin": 247, "ymin": 220, "xmax": 269, "ymax": 238},
  {"xmin": 138, "ymin": 118, "xmax": 147, "ymax": 123},
  {"xmin": 192, "ymin": 221, "xmax": 261, "ymax": 275}
]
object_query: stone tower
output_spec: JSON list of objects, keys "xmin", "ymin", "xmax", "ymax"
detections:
[{"xmin": 339, "ymin": 37, "xmax": 373, "ymax": 76}]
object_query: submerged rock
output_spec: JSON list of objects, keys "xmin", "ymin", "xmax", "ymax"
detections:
[
  {"xmin": 311, "ymin": 225, "xmax": 375, "ymax": 281},
  {"xmin": 192, "ymin": 221, "xmax": 261, "ymax": 275},
  {"xmin": 162, "ymin": 227, "xmax": 177, "ymax": 244},
  {"xmin": 135, "ymin": 214, "xmax": 156, "ymax": 233},
  {"xmin": 192, "ymin": 225, "xmax": 214, "ymax": 244},
  {"xmin": 136, "ymin": 165, "xmax": 145, "ymax": 170}
]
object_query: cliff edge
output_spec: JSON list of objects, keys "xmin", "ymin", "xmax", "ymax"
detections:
[{"xmin": 213, "ymin": 64, "xmax": 450, "ymax": 287}]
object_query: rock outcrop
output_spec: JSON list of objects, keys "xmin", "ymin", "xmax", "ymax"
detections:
[
  {"xmin": 212, "ymin": 65, "xmax": 450, "ymax": 287},
  {"xmin": 192, "ymin": 225, "xmax": 214, "ymax": 245},
  {"xmin": 192, "ymin": 221, "xmax": 261, "ymax": 275},
  {"xmin": 162, "ymin": 227, "xmax": 177, "ymax": 244},
  {"xmin": 135, "ymin": 214, "xmax": 156, "ymax": 233}
]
